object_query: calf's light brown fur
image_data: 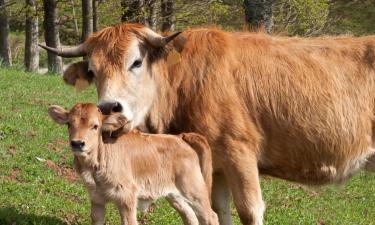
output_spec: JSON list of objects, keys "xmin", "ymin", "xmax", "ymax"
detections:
[{"xmin": 48, "ymin": 103, "xmax": 218, "ymax": 225}]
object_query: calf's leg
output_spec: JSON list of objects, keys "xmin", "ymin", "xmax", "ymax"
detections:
[
  {"xmin": 177, "ymin": 172, "xmax": 219, "ymax": 225},
  {"xmin": 212, "ymin": 172, "xmax": 233, "ymax": 225},
  {"xmin": 91, "ymin": 201, "xmax": 105, "ymax": 225},
  {"xmin": 223, "ymin": 140, "xmax": 264, "ymax": 225},
  {"xmin": 117, "ymin": 197, "xmax": 137, "ymax": 225},
  {"xmin": 166, "ymin": 194, "xmax": 199, "ymax": 225}
]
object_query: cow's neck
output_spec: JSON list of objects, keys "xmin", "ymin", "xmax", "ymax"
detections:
[{"xmin": 144, "ymin": 63, "xmax": 184, "ymax": 134}]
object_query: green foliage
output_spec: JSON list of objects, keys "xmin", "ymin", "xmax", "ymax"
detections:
[
  {"xmin": 329, "ymin": 0, "xmax": 375, "ymax": 36},
  {"xmin": 176, "ymin": 1, "xmax": 244, "ymax": 30},
  {"xmin": 273, "ymin": 0, "xmax": 331, "ymax": 36}
]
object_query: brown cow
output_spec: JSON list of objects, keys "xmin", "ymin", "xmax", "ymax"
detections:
[
  {"xmin": 48, "ymin": 103, "xmax": 218, "ymax": 225},
  {"xmin": 40, "ymin": 24, "xmax": 375, "ymax": 225}
]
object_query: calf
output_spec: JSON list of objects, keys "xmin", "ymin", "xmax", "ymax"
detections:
[{"xmin": 48, "ymin": 103, "xmax": 218, "ymax": 225}]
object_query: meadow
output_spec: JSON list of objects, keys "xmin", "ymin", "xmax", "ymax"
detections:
[{"xmin": 1, "ymin": 68, "xmax": 375, "ymax": 225}]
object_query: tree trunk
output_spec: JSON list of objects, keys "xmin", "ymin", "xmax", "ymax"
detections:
[
  {"xmin": 161, "ymin": 0, "xmax": 175, "ymax": 32},
  {"xmin": 82, "ymin": 0, "xmax": 93, "ymax": 41},
  {"xmin": 93, "ymin": 0, "xmax": 98, "ymax": 32},
  {"xmin": 243, "ymin": 0, "xmax": 274, "ymax": 34},
  {"xmin": 147, "ymin": 0, "xmax": 157, "ymax": 30},
  {"xmin": 0, "ymin": 0, "xmax": 12, "ymax": 66},
  {"xmin": 71, "ymin": 0, "xmax": 79, "ymax": 37},
  {"xmin": 25, "ymin": 0, "xmax": 39, "ymax": 72},
  {"xmin": 43, "ymin": 0, "xmax": 63, "ymax": 74},
  {"xmin": 121, "ymin": 0, "xmax": 146, "ymax": 24}
]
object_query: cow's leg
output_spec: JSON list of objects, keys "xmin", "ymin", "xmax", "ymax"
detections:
[
  {"xmin": 223, "ymin": 140, "xmax": 264, "ymax": 225},
  {"xmin": 91, "ymin": 200, "xmax": 105, "ymax": 225},
  {"xmin": 212, "ymin": 172, "xmax": 233, "ymax": 225},
  {"xmin": 166, "ymin": 194, "xmax": 199, "ymax": 225},
  {"xmin": 117, "ymin": 196, "xmax": 137, "ymax": 225}
]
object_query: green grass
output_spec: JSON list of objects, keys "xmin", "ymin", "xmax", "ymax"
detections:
[{"xmin": 0, "ymin": 67, "xmax": 374, "ymax": 225}]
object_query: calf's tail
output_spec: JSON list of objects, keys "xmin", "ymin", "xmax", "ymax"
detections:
[{"xmin": 180, "ymin": 133, "xmax": 213, "ymax": 202}]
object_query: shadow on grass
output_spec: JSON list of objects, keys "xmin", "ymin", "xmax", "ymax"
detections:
[{"xmin": 0, "ymin": 207, "xmax": 67, "ymax": 225}]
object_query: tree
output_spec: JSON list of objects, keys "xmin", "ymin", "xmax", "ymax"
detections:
[
  {"xmin": 147, "ymin": 0, "xmax": 157, "ymax": 30},
  {"xmin": 0, "ymin": 0, "xmax": 12, "ymax": 66},
  {"xmin": 25, "ymin": 0, "xmax": 39, "ymax": 72},
  {"xmin": 82, "ymin": 0, "xmax": 93, "ymax": 41},
  {"xmin": 93, "ymin": 0, "xmax": 99, "ymax": 31},
  {"xmin": 243, "ymin": 0, "xmax": 274, "ymax": 34},
  {"xmin": 121, "ymin": 0, "xmax": 146, "ymax": 23},
  {"xmin": 43, "ymin": 0, "xmax": 63, "ymax": 74},
  {"xmin": 161, "ymin": 0, "xmax": 175, "ymax": 31}
]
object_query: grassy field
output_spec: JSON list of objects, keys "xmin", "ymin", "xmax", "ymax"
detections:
[{"xmin": 0, "ymin": 68, "xmax": 375, "ymax": 225}]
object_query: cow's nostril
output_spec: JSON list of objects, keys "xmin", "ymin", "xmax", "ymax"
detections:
[
  {"xmin": 70, "ymin": 140, "xmax": 85, "ymax": 149},
  {"xmin": 112, "ymin": 102, "xmax": 122, "ymax": 113}
]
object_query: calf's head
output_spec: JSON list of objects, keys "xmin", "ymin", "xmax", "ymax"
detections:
[
  {"xmin": 40, "ymin": 24, "xmax": 182, "ymax": 131},
  {"xmin": 48, "ymin": 103, "xmax": 128, "ymax": 156}
]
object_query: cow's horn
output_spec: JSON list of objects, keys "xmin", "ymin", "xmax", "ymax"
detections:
[
  {"xmin": 38, "ymin": 44, "xmax": 86, "ymax": 58},
  {"xmin": 143, "ymin": 28, "xmax": 182, "ymax": 47}
]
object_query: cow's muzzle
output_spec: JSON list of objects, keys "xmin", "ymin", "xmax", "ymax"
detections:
[{"xmin": 98, "ymin": 101, "xmax": 123, "ymax": 115}]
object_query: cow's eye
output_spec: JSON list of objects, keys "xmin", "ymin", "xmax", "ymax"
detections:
[
  {"xmin": 131, "ymin": 59, "xmax": 142, "ymax": 69},
  {"xmin": 92, "ymin": 125, "xmax": 98, "ymax": 130}
]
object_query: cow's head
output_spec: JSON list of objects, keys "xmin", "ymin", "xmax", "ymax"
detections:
[{"xmin": 40, "ymin": 24, "xmax": 182, "ymax": 130}]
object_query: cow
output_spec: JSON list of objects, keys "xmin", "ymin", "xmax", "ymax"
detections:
[
  {"xmin": 48, "ymin": 103, "xmax": 219, "ymax": 225},
  {"xmin": 40, "ymin": 23, "xmax": 375, "ymax": 225}
]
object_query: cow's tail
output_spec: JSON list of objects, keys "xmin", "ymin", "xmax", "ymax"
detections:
[{"xmin": 180, "ymin": 133, "xmax": 213, "ymax": 202}]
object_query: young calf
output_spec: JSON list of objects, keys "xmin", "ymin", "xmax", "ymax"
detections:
[{"xmin": 48, "ymin": 103, "xmax": 218, "ymax": 225}]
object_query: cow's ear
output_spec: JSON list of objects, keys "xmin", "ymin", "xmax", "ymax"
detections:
[
  {"xmin": 48, "ymin": 105, "xmax": 69, "ymax": 125},
  {"xmin": 63, "ymin": 61, "xmax": 93, "ymax": 86},
  {"xmin": 165, "ymin": 34, "xmax": 186, "ymax": 67},
  {"xmin": 170, "ymin": 33, "xmax": 187, "ymax": 53},
  {"xmin": 101, "ymin": 113, "xmax": 128, "ymax": 133}
]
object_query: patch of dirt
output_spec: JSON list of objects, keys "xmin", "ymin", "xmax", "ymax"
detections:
[
  {"xmin": 364, "ymin": 208, "xmax": 369, "ymax": 217},
  {"xmin": 48, "ymin": 139, "xmax": 69, "ymax": 153},
  {"xmin": 10, "ymin": 168, "xmax": 20, "ymax": 181},
  {"xmin": 3, "ymin": 168, "xmax": 23, "ymax": 183},
  {"xmin": 26, "ymin": 131, "xmax": 37, "ymax": 138},
  {"xmin": 317, "ymin": 219, "xmax": 326, "ymax": 225},
  {"xmin": 62, "ymin": 213, "xmax": 80, "ymax": 225},
  {"xmin": 138, "ymin": 203, "xmax": 158, "ymax": 224},
  {"xmin": 11, "ymin": 106, "xmax": 20, "ymax": 112},
  {"xmin": 47, "ymin": 140, "xmax": 67, "ymax": 153},
  {"xmin": 7, "ymin": 145, "xmax": 16, "ymax": 157},
  {"xmin": 53, "ymin": 139, "xmax": 69, "ymax": 146},
  {"xmin": 45, "ymin": 160, "xmax": 78, "ymax": 182}
]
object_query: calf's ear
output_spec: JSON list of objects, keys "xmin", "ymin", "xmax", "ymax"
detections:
[
  {"xmin": 101, "ymin": 113, "xmax": 128, "ymax": 133},
  {"xmin": 63, "ymin": 61, "xmax": 93, "ymax": 86},
  {"xmin": 48, "ymin": 105, "xmax": 69, "ymax": 125}
]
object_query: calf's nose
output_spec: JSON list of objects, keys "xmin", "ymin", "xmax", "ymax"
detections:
[
  {"xmin": 70, "ymin": 140, "xmax": 85, "ymax": 150},
  {"xmin": 98, "ymin": 101, "xmax": 123, "ymax": 114}
]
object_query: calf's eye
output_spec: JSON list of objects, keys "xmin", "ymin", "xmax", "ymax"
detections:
[{"xmin": 92, "ymin": 125, "xmax": 98, "ymax": 130}]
